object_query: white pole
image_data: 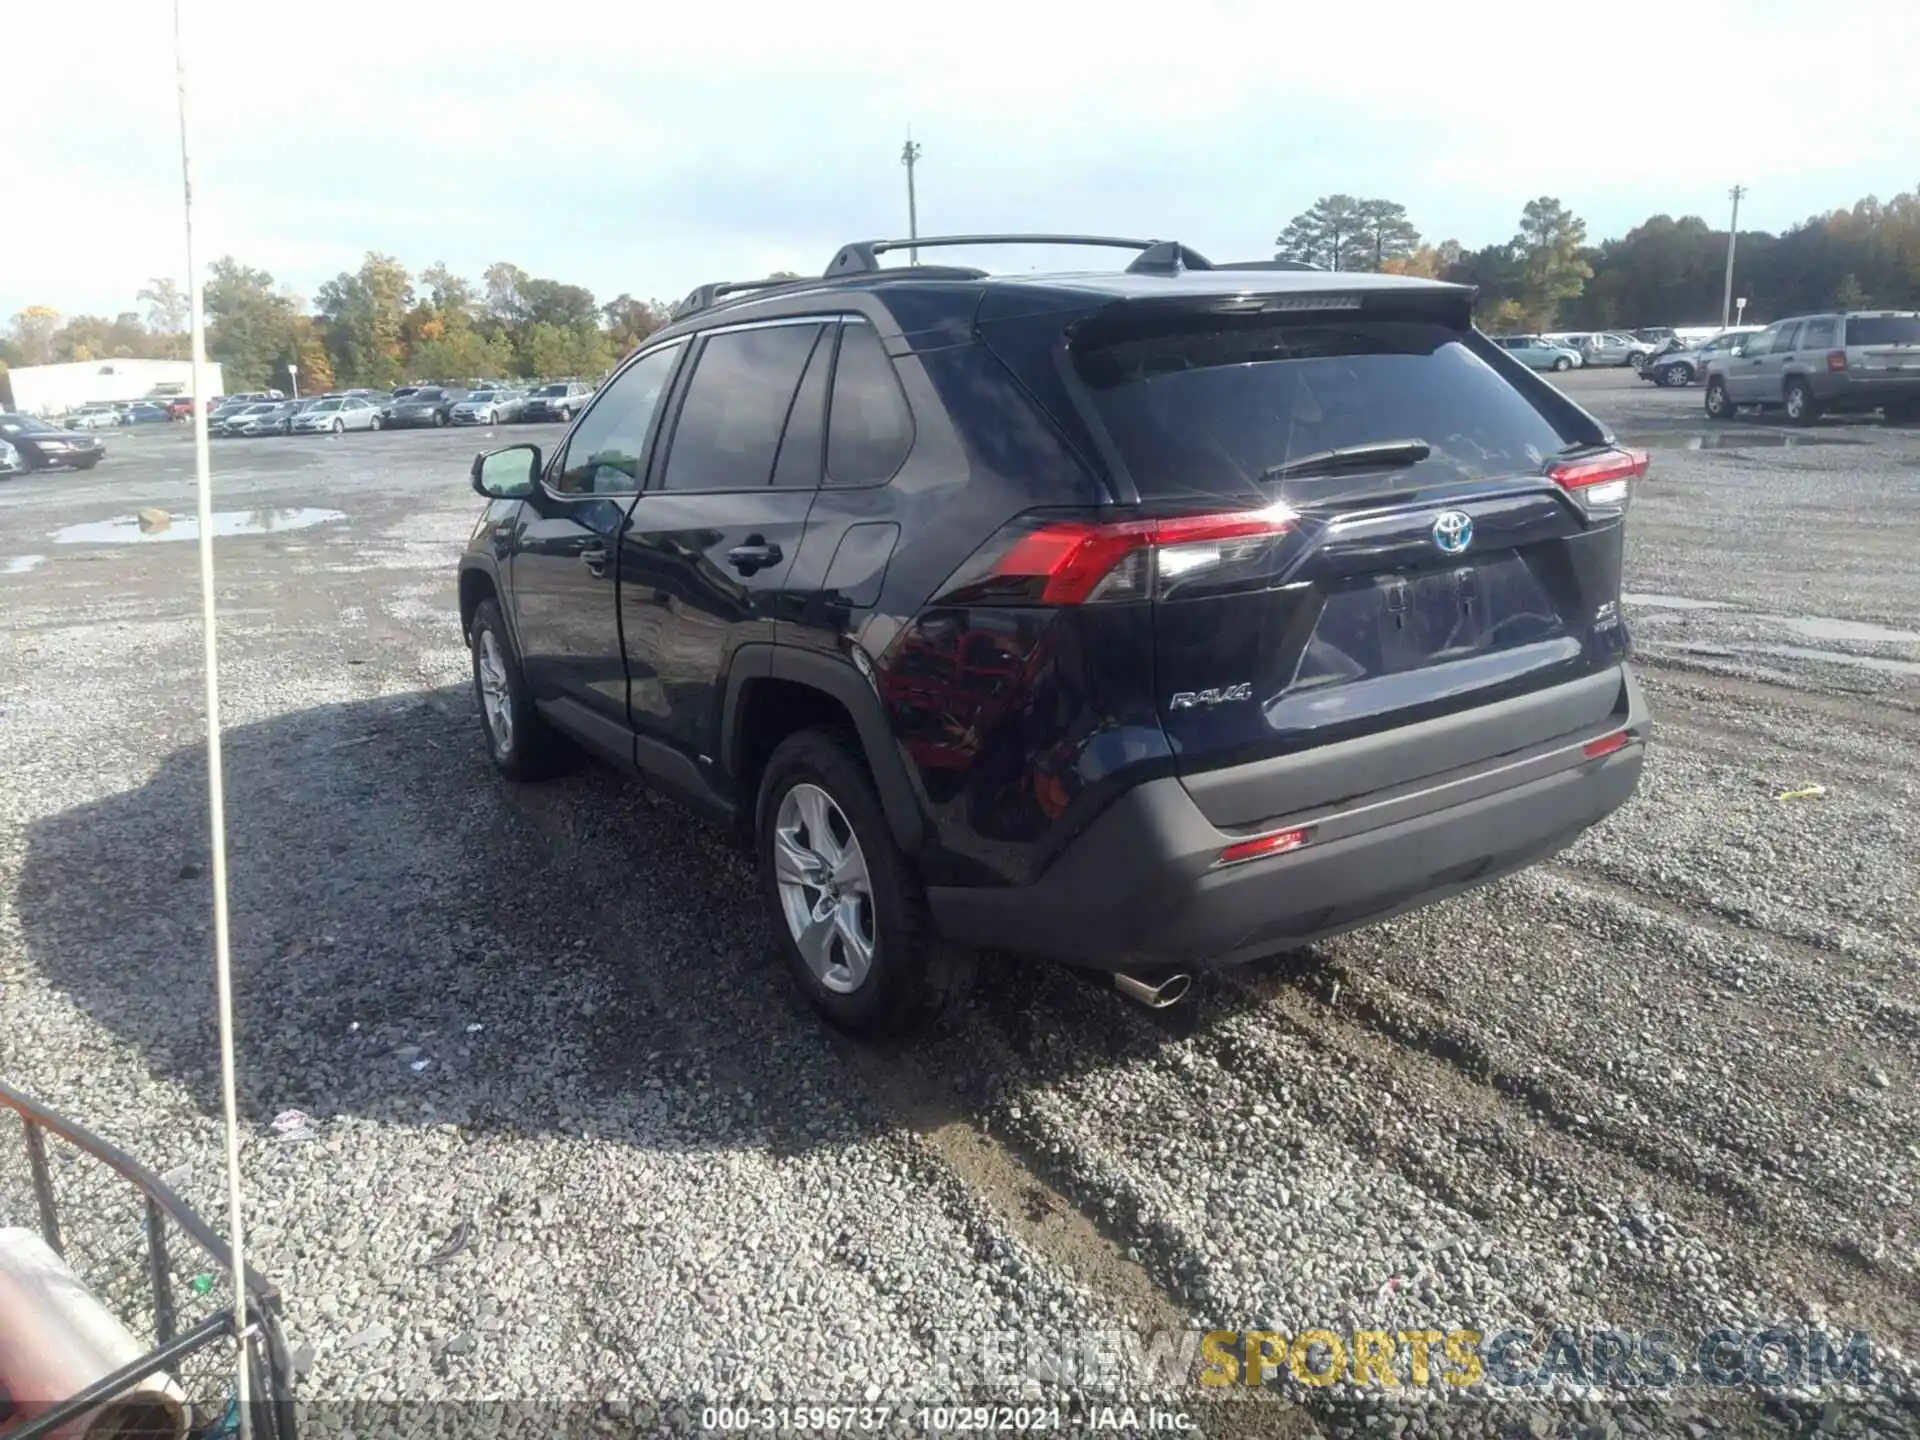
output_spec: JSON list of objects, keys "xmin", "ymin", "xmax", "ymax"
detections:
[{"xmin": 172, "ymin": 4, "xmax": 254, "ymax": 1436}]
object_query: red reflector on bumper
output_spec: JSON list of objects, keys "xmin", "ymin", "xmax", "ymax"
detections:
[
  {"xmin": 1584, "ymin": 731, "xmax": 1630, "ymax": 759},
  {"xmin": 1217, "ymin": 827, "xmax": 1311, "ymax": 867}
]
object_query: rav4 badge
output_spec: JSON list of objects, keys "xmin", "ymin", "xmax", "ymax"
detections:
[{"xmin": 1170, "ymin": 683, "xmax": 1254, "ymax": 710}]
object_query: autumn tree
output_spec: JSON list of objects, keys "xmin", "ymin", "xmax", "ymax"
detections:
[
  {"xmin": 602, "ymin": 294, "xmax": 669, "ymax": 352},
  {"xmin": 1513, "ymin": 197, "xmax": 1592, "ymax": 328},
  {"xmin": 138, "ymin": 278, "xmax": 190, "ymax": 337},
  {"xmin": 8, "ymin": 307, "xmax": 62, "ymax": 366},
  {"xmin": 204, "ymin": 259, "xmax": 301, "ymax": 390},
  {"xmin": 317, "ymin": 252, "xmax": 413, "ymax": 386},
  {"xmin": 1353, "ymin": 200, "xmax": 1422, "ymax": 271},
  {"xmin": 1276, "ymin": 195, "xmax": 1366, "ymax": 271}
]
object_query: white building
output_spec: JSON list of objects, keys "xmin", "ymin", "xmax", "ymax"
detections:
[{"xmin": 6, "ymin": 359, "xmax": 224, "ymax": 417}]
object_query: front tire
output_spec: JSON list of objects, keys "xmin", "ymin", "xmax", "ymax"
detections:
[
  {"xmin": 469, "ymin": 599, "xmax": 569, "ymax": 781},
  {"xmin": 1704, "ymin": 378, "xmax": 1733, "ymax": 420},
  {"xmin": 1628, "ymin": 352, "xmax": 1647, "ymax": 372},
  {"xmin": 369, "ymin": 414, "xmax": 383, "ymax": 430},
  {"xmin": 331, "ymin": 419, "xmax": 344, "ymax": 434},
  {"xmin": 1553, "ymin": 356, "xmax": 1572, "ymax": 372},
  {"xmin": 434, "ymin": 411, "xmax": 448, "ymax": 428},
  {"xmin": 557, "ymin": 406, "xmax": 572, "ymax": 422},
  {"xmin": 1783, "ymin": 378, "xmax": 1821, "ymax": 426},
  {"xmin": 757, "ymin": 728, "xmax": 973, "ymax": 1038}
]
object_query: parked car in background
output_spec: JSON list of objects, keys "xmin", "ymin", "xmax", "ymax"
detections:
[
  {"xmin": 121, "ymin": 402, "xmax": 172, "ymax": 425},
  {"xmin": 214, "ymin": 402, "xmax": 282, "ymax": 437},
  {"xmin": 165, "ymin": 397, "xmax": 213, "ymax": 421},
  {"xmin": 384, "ymin": 386, "xmax": 468, "ymax": 428},
  {"xmin": 1703, "ymin": 311, "xmax": 1920, "ymax": 424},
  {"xmin": 65, "ymin": 406, "xmax": 126, "ymax": 431},
  {"xmin": 1548, "ymin": 332, "xmax": 1657, "ymax": 371},
  {"xmin": 1491, "ymin": 335, "xmax": 1582, "ymax": 372},
  {"xmin": 0, "ymin": 413, "xmax": 106, "ymax": 470},
  {"xmin": 236, "ymin": 402, "xmax": 301, "ymax": 436},
  {"xmin": 451, "ymin": 389, "xmax": 525, "ymax": 426},
  {"xmin": 1640, "ymin": 326, "xmax": 1761, "ymax": 388},
  {"xmin": 291, "ymin": 396, "xmax": 385, "ymax": 433},
  {"xmin": 520, "ymin": 380, "xmax": 593, "ymax": 422}
]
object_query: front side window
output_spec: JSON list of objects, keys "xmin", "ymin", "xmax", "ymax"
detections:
[
  {"xmin": 660, "ymin": 325, "xmax": 823, "ymax": 492},
  {"xmin": 552, "ymin": 344, "xmax": 683, "ymax": 496}
]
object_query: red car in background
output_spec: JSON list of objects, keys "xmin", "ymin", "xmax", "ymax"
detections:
[{"xmin": 165, "ymin": 397, "xmax": 217, "ymax": 420}]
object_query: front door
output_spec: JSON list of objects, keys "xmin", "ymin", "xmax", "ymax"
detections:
[
  {"xmin": 1724, "ymin": 324, "xmax": 1779, "ymax": 402},
  {"xmin": 507, "ymin": 342, "xmax": 688, "ymax": 728},
  {"xmin": 618, "ymin": 319, "xmax": 833, "ymax": 767}
]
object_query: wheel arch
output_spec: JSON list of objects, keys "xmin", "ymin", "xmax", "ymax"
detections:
[
  {"xmin": 457, "ymin": 559, "xmax": 502, "ymax": 642},
  {"xmin": 723, "ymin": 645, "xmax": 928, "ymax": 854}
]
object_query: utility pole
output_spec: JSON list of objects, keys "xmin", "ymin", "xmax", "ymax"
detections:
[
  {"xmin": 1721, "ymin": 184, "xmax": 1746, "ymax": 329},
  {"xmin": 901, "ymin": 130, "xmax": 922, "ymax": 264}
]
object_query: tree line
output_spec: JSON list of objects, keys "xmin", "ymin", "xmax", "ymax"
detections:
[
  {"xmin": 6, "ymin": 183, "xmax": 1920, "ymax": 403},
  {"xmin": 1275, "ymin": 183, "xmax": 1920, "ymax": 333},
  {"xmin": 0, "ymin": 258, "xmax": 675, "ymax": 399}
]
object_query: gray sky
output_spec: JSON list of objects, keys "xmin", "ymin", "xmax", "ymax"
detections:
[{"xmin": 11, "ymin": 0, "xmax": 1916, "ymax": 322}]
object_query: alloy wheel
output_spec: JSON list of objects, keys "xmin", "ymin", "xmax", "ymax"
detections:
[
  {"xmin": 773, "ymin": 783, "xmax": 876, "ymax": 995},
  {"xmin": 476, "ymin": 629, "xmax": 513, "ymax": 759}
]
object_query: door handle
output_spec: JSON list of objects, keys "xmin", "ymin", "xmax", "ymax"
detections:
[
  {"xmin": 582, "ymin": 546, "xmax": 609, "ymax": 578},
  {"xmin": 726, "ymin": 541, "xmax": 783, "ymax": 573}
]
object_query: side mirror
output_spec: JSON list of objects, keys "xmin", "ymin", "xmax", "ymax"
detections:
[
  {"xmin": 1728, "ymin": 345, "xmax": 1746, "ymax": 357},
  {"xmin": 472, "ymin": 444, "xmax": 541, "ymax": 499}
]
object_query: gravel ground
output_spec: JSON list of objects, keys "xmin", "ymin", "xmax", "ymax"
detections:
[{"xmin": 1, "ymin": 376, "xmax": 1916, "ymax": 1439}]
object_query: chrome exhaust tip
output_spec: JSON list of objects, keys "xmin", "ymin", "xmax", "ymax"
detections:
[{"xmin": 1113, "ymin": 970, "xmax": 1193, "ymax": 1009}]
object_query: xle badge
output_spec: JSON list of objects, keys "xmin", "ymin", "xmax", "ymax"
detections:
[{"xmin": 1170, "ymin": 683, "xmax": 1253, "ymax": 711}]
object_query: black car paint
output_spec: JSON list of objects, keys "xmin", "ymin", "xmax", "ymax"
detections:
[
  {"xmin": 459, "ymin": 268, "xmax": 1645, "ymax": 969},
  {"xmin": 0, "ymin": 416, "xmax": 104, "ymax": 471}
]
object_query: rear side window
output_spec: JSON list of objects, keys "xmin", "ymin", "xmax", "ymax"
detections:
[
  {"xmin": 661, "ymin": 324, "xmax": 822, "ymax": 492},
  {"xmin": 1799, "ymin": 317, "xmax": 1836, "ymax": 348},
  {"xmin": 1073, "ymin": 318, "xmax": 1574, "ymax": 502},
  {"xmin": 826, "ymin": 324, "xmax": 914, "ymax": 487},
  {"xmin": 1846, "ymin": 316, "xmax": 1920, "ymax": 346}
]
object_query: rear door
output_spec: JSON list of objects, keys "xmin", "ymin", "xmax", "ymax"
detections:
[
  {"xmin": 1055, "ymin": 299, "xmax": 1629, "ymax": 799},
  {"xmin": 617, "ymin": 318, "xmax": 830, "ymax": 766}
]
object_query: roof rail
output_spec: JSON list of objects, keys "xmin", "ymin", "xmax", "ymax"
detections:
[
  {"xmin": 824, "ymin": 233, "xmax": 1214, "ymax": 278},
  {"xmin": 670, "ymin": 276, "xmax": 808, "ymax": 323}
]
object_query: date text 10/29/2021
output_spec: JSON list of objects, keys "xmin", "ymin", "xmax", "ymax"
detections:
[{"xmin": 700, "ymin": 1406, "xmax": 1193, "ymax": 1432}]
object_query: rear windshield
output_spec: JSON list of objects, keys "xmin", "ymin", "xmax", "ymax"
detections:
[
  {"xmin": 1847, "ymin": 316, "xmax": 1920, "ymax": 346},
  {"xmin": 1074, "ymin": 318, "xmax": 1573, "ymax": 501}
]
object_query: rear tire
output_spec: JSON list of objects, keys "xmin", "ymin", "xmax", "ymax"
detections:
[
  {"xmin": 1704, "ymin": 377, "xmax": 1733, "ymax": 420},
  {"xmin": 469, "ymin": 599, "xmax": 570, "ymax": 781},
  {"xmin": 1783, "ymin": 378, "xmax": 1821, "ymax": 426},
  {"xmin": 756, "ymin": 728, "xmax": 973, "ymax": 1038}
]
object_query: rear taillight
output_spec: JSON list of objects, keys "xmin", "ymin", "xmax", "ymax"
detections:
[
  {"xmin": 1549, "ymin": 447, "xmax": 1647, "ymax": 515},
  {"xmin": 1827, "ymin": 350, "xmax": 1848, "ymax": 373},
  {"xmin": 1216, "ymin": 827, "xmax": 1311, "ymax": 867},
  {"xmin": 936, "ymin": 504, "xmax": 1299, "ymax": 606}
]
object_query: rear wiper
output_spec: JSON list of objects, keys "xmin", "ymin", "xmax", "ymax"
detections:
[{"xmin": 1258, "ymin": 439, "xmax": 1432, "ymax": 482}]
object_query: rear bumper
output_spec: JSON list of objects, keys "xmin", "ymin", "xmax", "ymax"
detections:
[
  {"xmin": 929, "ymin": 665, "xmax": 1649, "ymax": 971},
  {"xmin": 1811, "ymin": 374, "xmax": 1920, "ymax": 409}
]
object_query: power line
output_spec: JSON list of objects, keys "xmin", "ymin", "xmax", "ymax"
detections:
[
  {"xmin": 1721, "ymin": 184, "xmax": 1747, "ymax": 329},
  {"xmin": 901, "ymin": 131, "xmax": 923, "ymax": 264}
]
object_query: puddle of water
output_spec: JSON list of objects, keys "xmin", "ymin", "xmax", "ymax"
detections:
[
  {"xmin": 1623, "ymin": 593, "xmax": 1735, "ymax": 611},
  {"xmin": 4, "ymin": 555, "xmax": 46, "ymax": 575},
  {"xmin": 1778, "ymin": 616, "xmax": 1920, "ymax": 646},
  {"xmin": 1634, "ymin": 430, "xmax": 1867, "ymax": 451},
  {"xmin": 50, "ymin": 508, "xmax": 346, "ymax": 546}
]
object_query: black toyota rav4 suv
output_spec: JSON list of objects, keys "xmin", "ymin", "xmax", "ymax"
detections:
[{"xmin": 457, "ymin": 234, "xmax": 1650, "ymax": 1036}]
